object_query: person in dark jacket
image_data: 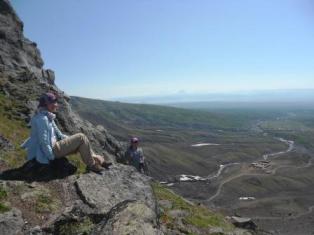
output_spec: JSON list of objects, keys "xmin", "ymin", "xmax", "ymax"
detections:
[{"xmin": 124, "ymin": 137, "xmax": 148, "ymax": 174}]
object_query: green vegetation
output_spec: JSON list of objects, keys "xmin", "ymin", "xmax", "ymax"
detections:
[
  {"xmin": 0, "ymin": 94, "xmax": 29, "ymax": 168},
  {"xmin": 70, "ymin": 96, "xmax": 252, "ymax": 133},
  {"xmin": 0, "ymin": 203, "xmax": 10, "ymax": 213},
  {"xmin": 35, "ymin": 191, "xmax": 60, "ymax": 213},
  {"xmin": 67, "ymin": 153, "xmax": 86, "ymax": 174},
  {"xmin": 0, "ymin": 185, "xmax": 7, "ymax": 200},
  {"xmin": 57, "ymin": 217, "xmax": 94, "ymax": 235},
  {"xmin": 259, "ymin": 110, "xmax": 314, "ymax": 149},
  {"xmin": 271, "ymin": 131, "xmax": 314, "ymax": 149},
  {"xmin": 0, "ymin": 185, "xmax": 10, "ymax": 213},
  {"xmin": 152, "ymin": 182, "xmax": 233, "ymax": 232}
]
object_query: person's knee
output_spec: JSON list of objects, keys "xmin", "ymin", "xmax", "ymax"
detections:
[{"xmin": 76, "ymin": 133, "xmax": 88, "ymax": 142}]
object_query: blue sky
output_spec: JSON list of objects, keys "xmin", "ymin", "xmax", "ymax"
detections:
[{"xmin": 12, "ymin": 0, "xmax": 314, "ymax": 100}]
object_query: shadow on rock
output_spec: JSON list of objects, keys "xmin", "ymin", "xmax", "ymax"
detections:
[{"xmin": 0, "ymin": 158, "xmax": 77, "ymax": 182}]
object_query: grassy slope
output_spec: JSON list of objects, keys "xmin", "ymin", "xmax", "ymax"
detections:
[
  {"xmin": 70, "ymin": 96, "xmax": 252, "ymax": 133},
  {"xmin": 0, "ymin": 94, "xmax": 29, "ymax": 168},
  {"xmin": 152, "ymin": 182, "xmax": 236, "ymax": 234},
  {"xmin": 259, "ymin": 111, "xmax": 314, "ymax": 149}
]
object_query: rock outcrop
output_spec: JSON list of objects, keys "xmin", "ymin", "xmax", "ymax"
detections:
[
  {"xmin": 75, "ymin": 165, "xmax": 155, "ymax": 213},
  {"xmin": 0, "ymin": 208, "xmax": 24, "ymax": 235},
  {"xmin": 40, "ymin": 168, "xmax": 162, "ymax": 235}
]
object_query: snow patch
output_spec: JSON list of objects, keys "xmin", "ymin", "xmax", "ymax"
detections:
[
  {"xmin": 191, "ymin": 143, "xmax": 220, "ymax": 147},
  {"xmin": 179, "ymin": 174, "xmax": 206, "ymax": 182},
  {"xmin": 239, "ymin": 197, "xmax": 256, "ymax": 201}
]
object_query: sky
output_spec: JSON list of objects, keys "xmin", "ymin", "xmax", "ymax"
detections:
[{"xmin": 11, "ymin": 0, "xmax": 314, "ymax": 100}]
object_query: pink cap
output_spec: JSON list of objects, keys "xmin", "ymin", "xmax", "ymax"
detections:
[
  {"xmin": 131, "ymin": 137, "xmax": 139, "ymax": 143},
  {"xmin": 38, "ymin": 92, "xmax": 58, "ymax": 107}
]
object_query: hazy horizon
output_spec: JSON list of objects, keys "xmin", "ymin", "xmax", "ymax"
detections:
[
  {"xmin": 116, "ymin": 89, "xmax": 314, "ymax": 103},
  {"xmin": 12, "ymin": 0, "xmax": 314, "ymax": 99},
  {"xmin": 71, "ymin": 88, "xmax": 314, "ymax": 105}
]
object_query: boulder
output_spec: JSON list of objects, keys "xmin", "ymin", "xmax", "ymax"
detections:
[
  {"xmin": 229, "ymin": 216, "xmax": 257, "ymax": 231},
  {"xmin": 92, "ymin": 201, "xmax": 163, "ymax": 235},
  {"xmin": 75, "ymin": 164, "xmax": 155, "ymax": 213},
  {"xmin": 158, "ymin": 200, "xmax": 172, "ymax": 209},
  {"xmin": 0, "ymin": 208, "xmax": 24, "ymax": 235},
  {"xmin": 168, "ymin": 209, "xmax": 189, "ymax": 218}
]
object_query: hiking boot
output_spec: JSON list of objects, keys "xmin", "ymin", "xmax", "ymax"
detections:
[
  {"xmin": 102, "ymin": 162, "xmax": 112, "ymax": 169},
  {"xmin": 87, "ymin": 163, "xmax": 104, "ymax": 173}
]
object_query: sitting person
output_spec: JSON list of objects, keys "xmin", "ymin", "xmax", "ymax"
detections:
[
  {"xmin": 124, "ymin": 137, "xmax": 148, "ymax": 174},
  {"xmin": 22, "ymin": 92, "xmax": 110, "ymax": 173}
]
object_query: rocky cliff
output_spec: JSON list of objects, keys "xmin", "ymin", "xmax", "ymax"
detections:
[{"xmin": 0, "ymin": 1, "xmax": 251, "ymax": 234}]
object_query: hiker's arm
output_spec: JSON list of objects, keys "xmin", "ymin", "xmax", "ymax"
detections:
[
  {"xmin": 139, "ymin": 148, "xmax": 145, "ymax": 161},
  {"xmin": 52, "ymin": 121, "xmax": 67, "ymax": 140},
  {"xmin": 36, "ymin": 116, "xmax": 55, "ymax": 161},
  {"xmin": 124, "ymin": 150, "xmax": 130, "ymax": 164},
  {"xmin": 139, "ymin": 148, "xmax": 148, "ymax": 173}
]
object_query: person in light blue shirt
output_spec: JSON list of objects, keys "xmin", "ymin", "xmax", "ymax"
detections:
[{"xmin": 22, "ymin": 92, "xmax": 110, "ymax": 173}]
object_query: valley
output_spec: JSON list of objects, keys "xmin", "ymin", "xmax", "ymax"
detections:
[{"xmin": 71, "ymin": 96, "xmax": 314, "ymax": 234}]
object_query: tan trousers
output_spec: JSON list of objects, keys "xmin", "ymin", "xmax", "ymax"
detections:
[{"xmin": 52, "ymin": 133, "xmax": 104, "ymax": 167}]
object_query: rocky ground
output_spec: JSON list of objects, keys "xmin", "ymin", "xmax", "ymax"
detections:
[{"xmin": 0, "ymin": 163, "xmax": 160, "ymax": 234}]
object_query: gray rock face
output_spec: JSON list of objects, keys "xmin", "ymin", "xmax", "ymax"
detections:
[
  {"xmin": 158, "ymin": 200, "xmax": 172, "ymax": 209},
  {"xmin": 28, "ymin": 226, "xmax": 43, "ymax": 235},
  {"xmin": 75, "ymin": 164, "xmax": 155, "ymax": 213},
  {"xmin": 0, "ymin": 0, "xmax": 43, "ymax": 78},
  {"xmin": 0, "ymin": 208, "xmax": 24, "ymax": 235},
  {"xmin": 44, "ymin": 166, "xmax": 163, "ymax": 235},
  {"xmin": 168, "ymin": 209, "xmax": 189, "ymax": 218},
  {"xmin": 92, "ymin": 201, "xmax": 163, "ymax": 235}
]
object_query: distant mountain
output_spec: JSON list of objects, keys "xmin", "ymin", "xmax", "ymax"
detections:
[
  {"xmin": 115, "ymin": 89, "xmax": 314, "ymax": 104},
  {"xmin": 165, "ymin": 100, "xmax": 314, "ymax": 111}
]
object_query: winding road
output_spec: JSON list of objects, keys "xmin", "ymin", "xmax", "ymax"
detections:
[
  {"xmin": 204, "ymin": 137, "xmax": 314, "ymax": 221},
  {"xmin": 207, "ymin": 137, "xmax": 295, "ymax": 202},
  {"xmin": 167, "ymin": 136, "xmax": 314, "ymax": 220}
]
